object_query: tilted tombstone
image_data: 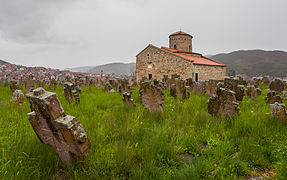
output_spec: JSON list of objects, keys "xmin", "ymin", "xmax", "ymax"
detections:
[
  {"xmin": 11, "ymin": 89, "xmax": 25, "ymax": 105},
  {"xmin": 193, "ymin": 81, "xmax": 206, "ymax": 94},
  {"xmin": 123, "ymin": 92, "xmax": 136, "ymax": 107},
  {"xmin": 207, "ymin": 87, "xmax": 239, "ymax": 119},
  {"xmin": 10, "ymin": 80, "xmax": 19, "ymax": 93},
  {"xmin": 246, "ymin": 85, "xmax": 262, "ymax": 100},
  {"xmin": 268, "ymin": 102, "xmax": 287, "ymax": 121},
  {"xmin": 139, "ymin": 80, "xmax": 165, "ymax": 113},
  {"xmin": 173, "ymin": 78, "xmax": 190, "ymax": 100},
  {"xmin": 270, "ymin": 79, "xmax": 284, "ymax": 92},
  {"xmin": 265, "ymin": 91, "xmax": 282, "ymax": 104},
  {"xmin": 63, "ymin": 82, "xmax": 80, "ymax": 104},
  {"xmin": 26, "ymin": 88, "xmax": 91, "ymax": 164}
]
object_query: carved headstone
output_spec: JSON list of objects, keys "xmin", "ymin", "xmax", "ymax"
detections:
[
  {"xmin": 235, "ymin": 85, "xmax": 245, "ymax": 101},
  {"xmin": 246, "ymin": 85, "xmax": 261, "ymax": 100},
  {"xmin": 270, "ymin": 79, "xmax": 284, "ymax": 92},
  {"xmin": 11, "ymin": 89, "xmax": 24, "ymax": 105},
  {"xmin": 25, "ymin": 74, "xmax": 34, "ymax": 93},
  {"xmin": 105, "ymin": 82, "xmax": 114, "ymax": 93},
  {"xmin": 139, "ymin": 80, "xmax": 165, "ymax": 113},
  {"xmin": 26, "ymin": 88, "xmax": 91, "ymax": 164},
  {"xmin": 269, "ymin": 102, "xmax": 287, "ymax": 121},
  {"xmin": 63, "ymin": 82, "xmax": 80, "ymax": 104},
  {"xmin": 10, "ymin": 80, "xmax": 19, "ymax": 93},
  {"xmin": 262, "ymin": 76, "xmax": 271, "ymax": 86},
  {"xmin": 265, "ymin": 91, "xmax": 282, "ymax": 104},
  {"xmin": 207, "ymin": 87, "xmax": 239, "ymax": 119},
  {"xmin": 206, "ymin": 79, "xmax": 218, "ymax": 96}
]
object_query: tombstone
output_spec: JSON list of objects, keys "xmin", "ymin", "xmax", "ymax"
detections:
[
  {"xmin": 224, "ymin": 76, "xmax": 239, "ymax": 92},
  {"xmin": 265, "ymin": 91, "xmax": 282, "ymax": 104},
  {"xmin": 10, "ymin": 80, "xmax": 19, "ymax": 93},
  {"xmin": 246, "ymin": 85, "xmax": 261, "ymax": 100},
  {"xmin": 235, "ymin": 85, "xmax": 245, "ymax": 101},
  {"xmin": 25, "ymin": 74, "xmax": 34, "ymax": 93},
  {"xmin": 36, "ymin": 79, "xmax": 44, "ymax": 88},
  {"xmin": 262, "ymin": 76, "xmax": 271, "ymax": 86},
  {"xmin": 206, "ymin": 79, "xmax": 218, "ymax": 96},
  {"xmin": 268, "ymin": 102, "xmax": 287, "ymax": 121},
  {"xmin": 48, "ymin": 79, "xmax": 57, "ymax": 90},
  {"xmin": 207, "ymin": 87, "xmax": 239, "ymax": 119},
  {"xmin": 11, "ymin": 90, "xmax": 25, "ymax": 105},
  {"xmin": 185, "ymin": 78, "xmax": 193, "ymax": 88},
  {"xmin": 193, "ymin": 81, "xmax": 206, "ymax": 94},
  {"xmin": 270, "ymin": 79, "xmax": 284, "ymax": 92},
  {"xmin": 170, "ymin": 78, "xmax": 190, "ymax": 100},
  {"xmin": 236, "ymin": 75, "xmax": 245, "ymax": 85},
  {"xmin": 123, "ymin": 92, "xmax": 136, "ymax": 107},
  {"xmin": 139, "ymin": 80, "xmax": 165, "ymax": 113},
  {"xmin": 104, "ymin": 82, "xmax": 114, "ymax": 93},
  {"xmin": 26, "ymin": 88, "xmax": 91, "ymax": 164},
  {"xmin": 63, "ymin": 82, "xmax": 80, "ymax": 104}
]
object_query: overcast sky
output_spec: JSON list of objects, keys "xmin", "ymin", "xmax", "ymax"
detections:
[{"xmin": 0, "ymin": 0, "xmax": 286, "ymax": 69}]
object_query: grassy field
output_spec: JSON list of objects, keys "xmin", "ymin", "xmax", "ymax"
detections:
[{"xmin": 1, "ymin": 83, "xmax": 287, "ymax": 179}]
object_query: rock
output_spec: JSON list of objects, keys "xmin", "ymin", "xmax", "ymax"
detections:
[
  {"xmin": 139, "ymin": 80, "xmax": 165, "ymax": 113},
  {"xmin": 269, "ymin": 102, "xmax": 287, "ymax": 121},
  {"xmin": 123, "ymin": 92, "xmax": 136, "ymax": 107},
  {"xmin": 246, "ymin": 85, "xmax": 261, "ymax": 100},
  {"xmin": 270, "ymin": 79, "xmax": 284, "ymax": 92},
  {"xmin": 11, "ymin": 89, "xmax": 24, "ymax": 105},
  {"xmin": 63, "ymin": 82, "xmax": 80, "ymax": 104},
  {"xmin": 26, "ymin": 88, "xmax": 91, "ymax": 164},
  {"xmin": 266, "ymin": 91, "xmax": 282, "ymax": 104},
  {"xmin": 207, "ymin": 87, "xmax": 239, "ymax": 119}
]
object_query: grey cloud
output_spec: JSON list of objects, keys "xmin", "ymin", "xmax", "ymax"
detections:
[{"xmin": 0, "ymin": 0, "xmax": 78, "ymax": 43}]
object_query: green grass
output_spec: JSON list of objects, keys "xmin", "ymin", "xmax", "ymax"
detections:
[{"xmin": 0, "ymin": 83, "xmax": 287, "ymax": 179}]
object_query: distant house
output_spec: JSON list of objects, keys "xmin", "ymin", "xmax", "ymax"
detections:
[{"xmin": 136, "ymin": 31, "xmax": 226, "ymax": 82}]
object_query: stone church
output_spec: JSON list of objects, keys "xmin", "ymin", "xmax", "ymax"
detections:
[{"xmin": 136, "ymin": 31, "xmax": 226, "ymax": 82}]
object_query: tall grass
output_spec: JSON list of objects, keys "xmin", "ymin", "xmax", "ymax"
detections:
[{"xmin": 0, "ymin": 83, "xmax": 286, "ymax": 179}]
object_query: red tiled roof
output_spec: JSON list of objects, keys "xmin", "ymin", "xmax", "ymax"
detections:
[
  {"xmin": 161, "ymin": 47, "xmax": 225, "ymax": 67},
  {"xmin": 169, "ymin": 31, "xmax": 193, "ymax": 38}
]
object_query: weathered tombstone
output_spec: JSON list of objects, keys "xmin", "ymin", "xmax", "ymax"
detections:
[
  {"xmin": 11, "ymin": 89, "xmax": 24, "ymax": 105},
  {"xmin": 193, "ymin": 81, "xmax": 206, "ymax": 94},
  {"xmin": 105, "ymin": 82, "xmax": 115, "ymax": 93},
  {"xmin": 123, "ymin": 92, "xmax": 136, "ymax": 107},
  {"xmin": 63, "ymin": 82, "xmax": 80, "ymax": 104},
  {"xmin": 207, "ymin": 87, "xmax": 239, "ymax": 119},
  {"xmin": 25, "ymin": 74, "xmax": 34, "ymax": 93},
  {"xmin": 246, "ymin": 85, "xmax": 262, "ymax": 100},
  {"xmin": 265, "ymin": 91, "xmax": 282, "ymax": 104},
  {"xmin": 48, "ymin": 79, "xmax": 57, "ymax": 90},
  {"xmin": 262, "ymin": 76, "xmax": 271, "ymax": 86},
  {"xmin": 268, "ymin": 102, "xmax": 287, "ymax": 121},
  {"xmin": 139, "ymin": 80, "xmax": 165, "ymax": 113},
  {"xmin": 26, "ymin": 88, "xmax": 91, "ymax": 164},
  {"xmin": 270, "ymin": 79, "xmax": 284, "ymax": 92},
  {"xmin": 224, "ymin": 77, "xmax": 239, "ymax": 92},
  {"xmin": 236, "ymin": 75, "xmax": 245, "ymax": 85},
  {"xmin": 10, "ymin": 80, "xmax": 19, "ymax": 93},
  {"xmin": 206, "ymin": 79, "xmax": 218, "ymax": 96},
  {"xmin": 171, "ymin": 78, "xmax": 190, "ymax": 100},
  {"xmin": 235, "ymin": 85, "xmax": 245, "ymax": 101}
]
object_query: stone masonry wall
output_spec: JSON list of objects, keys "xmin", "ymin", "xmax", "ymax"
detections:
[
  {"xmin": 136, "ymin": 45, "xmax": 226, "ymax": 82},
  {"xmin": 169, "ymin": 34, "xmax": 192, "ymax": 52},
  {"xmin": 193, "ymin": 64, "xmax": 226, "ymax": 81},
  {"xmin": 136, "ymin": 45, "xmax": 194, "ymax": 82}
]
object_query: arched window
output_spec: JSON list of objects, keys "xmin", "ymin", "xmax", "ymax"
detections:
[{"xmin": 174, "ymin": 44, "xmax": 177, "ymax": 49}]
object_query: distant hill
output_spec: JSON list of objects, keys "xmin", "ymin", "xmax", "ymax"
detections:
[
  {"xmin": 0, "ymin": 59, "xmax": 10, "ymax": 65},
  {"xmin": 68, "ymin": 62, "xmax": 136, "ymax": 75},
  {"xmin": 210, "ymin": 50, "xmax": 287, "ymax": 77}
]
